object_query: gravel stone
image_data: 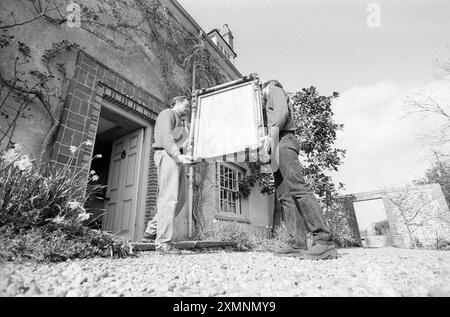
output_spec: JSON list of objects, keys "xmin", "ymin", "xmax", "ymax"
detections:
[{"xmin": 1, "ymin": 248, "xmax": 450, "ymax": 297}]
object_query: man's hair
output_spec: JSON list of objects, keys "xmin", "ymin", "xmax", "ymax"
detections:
[
  {"xmin": 171, "ymin": 95, "xmax": 189, "ymax": 107},
  {"xmin": 262, "ymin": 80, "xmax": 283, "ymax": 90}
]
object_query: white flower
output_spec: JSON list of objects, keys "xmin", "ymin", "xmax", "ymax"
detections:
[
  {"xmin": 69, "ymin": 146, "xmax": 78, "ymax": 154},
  {"xmin": 52, "ymin": 215, "xmax": 66, "ymax": 225},
  {"xmin": 85, "ymin": 140, "xmax": 93, "ymax": 146},
  {"xmin": 90, "ymin": 170, "xmax": 96, "ymax": 175},
  {"xmin": 76, "ymin": 212, "xmax": 91, "ymax": 222},
  {"xmin": 13, "ymin": 156, "xmax": 33, "ymax": 171},
  {"xmin": 95, "ymin": 154, "xmax": 103, "ymax": 159},
  {"xmin": 67, "ymin": 201, "xmax": 84, "ymax": 211},
  {"xmin": 92, "ymin": 175, "xmax": 99, "ymax": 181},
  {"xmin": 2, "ymin": 148, "xmax": 18, "ymax": 162}
]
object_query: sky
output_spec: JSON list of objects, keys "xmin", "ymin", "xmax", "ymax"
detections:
[{"xmin": 179, "ymin": 0, "xmax": 450, "ymax": 194}]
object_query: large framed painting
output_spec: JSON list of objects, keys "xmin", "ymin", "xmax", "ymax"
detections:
[{"xmin": 187, "ymin": 74, "xmax": 270, "ymax": 168}]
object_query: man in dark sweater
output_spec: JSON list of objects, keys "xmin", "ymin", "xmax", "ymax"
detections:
[
  {"xmin": 144, "ymin": 95, "xmax": 192, "ymax": 254},
  {"xmin": 262, "ymin": 80, "xmax": 339, "ymax": 260}
]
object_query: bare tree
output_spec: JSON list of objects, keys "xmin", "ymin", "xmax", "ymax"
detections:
[
  {"xmin": 403, "ymin": 59, "xmax": 450, "ymax": 159},
  {"xmin": 384, "ymin": 186, "xmax": 449, "ymax": 249}
]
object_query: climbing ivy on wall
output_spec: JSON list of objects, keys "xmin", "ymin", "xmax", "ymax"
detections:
[
  {"xmin": 0, "ymin": 0, "xmax": 226, "ymax": 156},
  {"xmin": 0, "ymin": 0, "xmax": 227, "ymax": 235}
]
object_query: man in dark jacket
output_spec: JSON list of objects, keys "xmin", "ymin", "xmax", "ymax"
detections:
[{"xmin": 262, "ymin": 80, "xmax": 338, "ymax": 260}]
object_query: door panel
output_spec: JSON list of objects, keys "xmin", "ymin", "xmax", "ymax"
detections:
[
  {"xmin": 125, "ymin": 153, "xmax": 137, "ymax": 187},
  {"xmin": 103, "ymin": 128, "xmax": 144, "ymax": 240}
]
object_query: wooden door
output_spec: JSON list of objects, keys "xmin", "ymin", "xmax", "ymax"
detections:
[{"xmin": 103, "ymin": 128, "xmax": 144, "ymax": 240}]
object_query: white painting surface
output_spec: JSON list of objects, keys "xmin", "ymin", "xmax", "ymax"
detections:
[{"xmin": 193, "ymin": 83, "xmax": 259, "ymax": 159}]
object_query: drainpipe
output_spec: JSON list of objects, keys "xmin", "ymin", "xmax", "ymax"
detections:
[
  {"xmin": 188, "ymin": 165, "xmax": 194, "ymax": 238},
  {"xmin": 188, "ymin": 62, "xmax": 197, "ymax": 238}
]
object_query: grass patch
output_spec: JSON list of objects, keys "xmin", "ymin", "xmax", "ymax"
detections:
[{"xmin": 198, "ymin": 219, "xmax": 292, "ymax": 251}]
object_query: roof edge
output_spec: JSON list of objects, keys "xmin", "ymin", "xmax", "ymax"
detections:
[{"xmin": 168, "ymin": 0, "xmax": 241, "ymax": 77}]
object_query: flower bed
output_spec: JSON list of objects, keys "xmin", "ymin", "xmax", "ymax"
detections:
[{"xmin": 0, "ymin": 143, "xmax": 132, "ymax": 263}]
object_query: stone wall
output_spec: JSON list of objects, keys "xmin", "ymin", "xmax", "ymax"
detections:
[{"xmin": 322, "ymin": 195, "xmax": 363, "ymax": 247}]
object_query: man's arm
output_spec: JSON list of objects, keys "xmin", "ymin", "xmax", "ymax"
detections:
[
  {"xmin": 266, "ymin": 86, "xmax": 289, "ymax": 129},
  {"xmin": 265, "ymin": 86, "xmax": 289, "ymax": 147},
  {"xmin": 158, "ymin": 110, "xmax": 182, "ymax": 159},
  {"xmin": 180, "ymin": 137, "xmax": 189, "ymax": 155}
]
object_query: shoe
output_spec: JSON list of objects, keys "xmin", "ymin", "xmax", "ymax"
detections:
[
  {"xmin": 156, "ymin": 243, "xmax": 181, "ymax": 255},
  {"xmin": 297, "ymin": 243, "xmax": 339, "ymax": 260},
  {"xmin": 142, "ymin": 232, "xmax": 156, "ymax": 242},
  {"xmin": 273, "ymin": 245, "xmax": 307, "ymax": 257}
]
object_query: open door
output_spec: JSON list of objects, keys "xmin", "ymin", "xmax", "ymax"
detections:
[{"xmin": 102, "ymin": 128, "xmax": 144, "ymax": 240}]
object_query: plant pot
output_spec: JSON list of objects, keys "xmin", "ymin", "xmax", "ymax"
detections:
[{"xmin": 364, "ymin": 235, "xmax": 389, "ymax": 248}]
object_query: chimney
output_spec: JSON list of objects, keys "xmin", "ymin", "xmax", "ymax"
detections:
[{"xmin": 221, "ymin": 24, "xmax": 234, "ymax": 51}]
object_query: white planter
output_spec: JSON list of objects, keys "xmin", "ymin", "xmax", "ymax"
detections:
[{"xmin": 364, "ymin": 235, "xmax": 389, "ymax": 248}]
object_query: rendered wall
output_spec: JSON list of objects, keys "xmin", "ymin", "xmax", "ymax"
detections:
[{"xmin": 0, "ymin": 0, "xmax": 241, "ymax": 240}]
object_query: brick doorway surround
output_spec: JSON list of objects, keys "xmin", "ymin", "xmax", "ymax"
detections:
[{"xmin": 50, "ymin": 50, "xmax": 168, "ymax": 240}]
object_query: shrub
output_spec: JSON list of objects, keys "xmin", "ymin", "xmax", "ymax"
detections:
[
  {"xmin": 0, "ymin": 143, "xmax": 132, "ymax": 263},
  {"xmin": 436, "ymin": 239, "xmax": 450, "ymax": 251},
  {"xmin": 198, "ymin": 219, "xmax": 293, "ymax": 251},
  {"xmin": 0, "ymin": 223, "xmax": 133, "ymax": 263},
  {"xmin": 0, "ymin": 144, "xmax": 97, "ymax": 229},
  {"xmin": 373, "ymin": 220, "xmax": 391, "ymax": 236},
  {"xmin": 250, "ymin": 225, "xmax": 291, "ymax": 251},
  {"xmin": 199, "ymin": 220, "xmax": 257, "ymax": 249},
  {"xmin": 330, "ymin": 233, "xmax": 362, "ymax": 248}
]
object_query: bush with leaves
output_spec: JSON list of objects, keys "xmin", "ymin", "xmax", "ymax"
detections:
[
  {"xmin": 0, "ymin": 223, "xmax": 132, "ymax": 263},
  {"xmin": 240, "ymin": 87, "xmax": 345, "ymax": 199},
  {"xmin": 373, "ymin": 219, "xmax": 391, "ymax": 236},
  {"xmin": 0, "ymin": 143, "xmax": 132, "ymax": 263},
  {"xmin": 198, "ymin": 219, "xmax": 293, "ymax": 251},
  {"xmin": 0, "ymin": 143, "xmax": 96, "ymax": 229},
  {"xmin": 199, "ymin": 220, "xmax": 256, "ymax": 250}
]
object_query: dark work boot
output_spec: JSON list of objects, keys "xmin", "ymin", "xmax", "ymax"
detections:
[
  {"xmin": 273, "ymin": 245, "xmax": 307, "ymax": 257},
  {"xmin": 156, "ymin": 243, "xmax": 181, "ymax": 255},
  {"xmin": 142, "ymin": 231, "xmax": 156, "ymax": 243},
  {"xmin": 297, "ymin": 243, "xmax": 339, "ymax": 260}
]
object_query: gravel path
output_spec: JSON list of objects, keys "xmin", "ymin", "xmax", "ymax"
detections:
[{"xmin": 1, "ymin": 248, "xmax": 450, "ymax": 297}]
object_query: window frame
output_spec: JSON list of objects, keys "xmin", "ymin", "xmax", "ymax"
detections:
[{"xmin": 215, "ymin": 162, "xmax": 246, "ymax": 220}]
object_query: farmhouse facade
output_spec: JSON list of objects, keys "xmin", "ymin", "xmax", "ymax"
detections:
[
  {"xmin": 3, "ymin": 0, "xmax": 448, "ymax": 249},
  {"xmin": 0, "ymin": 0, "xmax": 274, "ymax": 241}
]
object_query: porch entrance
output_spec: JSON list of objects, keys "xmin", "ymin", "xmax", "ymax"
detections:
[{"xmin": 86, "ymin": 101, "xmax": 151, "ymax": 241}]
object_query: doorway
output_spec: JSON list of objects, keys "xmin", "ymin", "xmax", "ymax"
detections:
[
  {"xmin": 85, "ymin": 101, "xmax": 151, "ymax": 241},
  {"xmin": 353, "ymin": 199, "xmax": 393, "ymax": 247}
]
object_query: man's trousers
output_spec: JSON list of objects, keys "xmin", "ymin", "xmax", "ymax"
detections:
[
  {"xmin": 274, "ymin": 132, "xmax": 332, "ymax": 247},
  {"xmin": 145, "ymin": 150, "xmax": 187, "ymax": 248}
]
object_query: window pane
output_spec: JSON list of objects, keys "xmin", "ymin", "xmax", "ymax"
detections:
[{"xmin": 218, "ymin": 164, "xmax": 243, "ymax": 214}]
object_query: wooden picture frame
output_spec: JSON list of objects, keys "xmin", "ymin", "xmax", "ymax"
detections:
[{"xmin": 188, "ymin": 74, "xmax": 270, "ymax": 168}]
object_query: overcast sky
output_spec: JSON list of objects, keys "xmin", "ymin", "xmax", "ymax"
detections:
[{"xmin": 179, "ymin": 0, "xmax": 450, "ymax": 194}]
